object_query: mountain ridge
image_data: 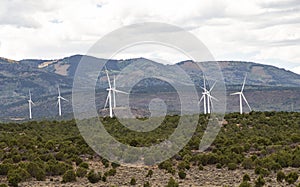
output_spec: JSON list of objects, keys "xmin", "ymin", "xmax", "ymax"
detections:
[{"xmin": 0, "ymin": 54, "xmax": 299, "ymax": 120}]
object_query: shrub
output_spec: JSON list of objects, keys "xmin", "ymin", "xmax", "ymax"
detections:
[
  {"xmin": 26, "ymin": 162, "xmax": 46, "ymax": 181},
  {"xmin": 228, "ymin": 163, "xmax": 237, "ymax": 170},
  {"xmin": 285, "ymin": 172, "xmax": 298, "ymax": 184},
  {"xmin": 62, "ymin": 169, "xmax": 76, "ymax": 183},
  {"xmin": 146, "ymin": 170, "xmax": 153, "ymax": 178},
  {"xmin": 243, "ymin": 174, "xmax": 251, "ymax": 182},
  {"xmin": 242, "ymin": 158, "xmax": 253, "ymax": 169},
  {"xmin": 276, "ymin": 171, "xmax": 285, "ymax": 182},
  {"xmin": 130, "ymin": 177, "xmax": 136, "ymax": 185},
  {"xmin": 74, "ymin": 157, "xmax": 83, "ymax": 166},
  {"xmin": 254, "ymin": 175, "xmax": 265, "ymax": 187},
  {"xmin": 144, "ymin": 181, "xmax": 150, "ymax": 187},
  {"xmin": 102, "ymin": 175, "xmax": 107, "ymax": 182},
  {"xmin": 8, "ymin": 168, "xmax": 30, "ymax": 187},
  {"xmin": 111, "ymin": 162, "xmax": 120, "ymax": 169},
  {"xmin": 87, "ymin": 170, "xmax": 100, "ymax": 184},
  {"xmin": 166, "ymin": 177, "xmax": 179, "ymax": 187},
  {"xmin": 105, "ymin": 168, "xmax": 116, "ymax": 176},
  {"xmin": 78, "ymin": 162, "xmax": 89, "ymax": 169},
  {"xmin": 239, "ymin": 181, "xmax": 251, "ymax": 187},
  {"xmin": 46, "ymin": 161, "xmax": 72, "ymax": 176},
  {"xmin": 178, "ymin": 170, "xmax": 186, "ymax": 179},
  {"xmin": 0, "ymin": 164, "xmax": 10, "ymax": 175},
  {"xmin": 216, "ymin": 163, "xmax": 222, "ymax": 169},
  {"xmin": 254, "ymin": 166, "xmax": 269, "ymax": 177},
  {"xmin": 76, "ymin": 167, "xmax": 87, "ymax": 178},
  {"xmin": 0, "ymin": 184, "xmax": 8, "ymax": 187},
  {"xmin": 198, "ymin": 164, "xmax": 204, "ymax": 170}
]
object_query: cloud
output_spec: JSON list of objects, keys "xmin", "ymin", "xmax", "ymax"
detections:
[
  {"xmin": 0, "ymin": 0, "xmax": 298, "ymax": 74},
  {"xmin": 291, "ymin": 66, "xmax": 300, "ymax": 75}
]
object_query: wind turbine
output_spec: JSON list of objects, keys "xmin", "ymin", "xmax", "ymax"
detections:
[
  {"xmin": 28, "ymin": 90, "xmax": 34, "ymax": 119},
  {"xmin": 230, "ymin": 74, "xmax": 251, "ymax": 114},
  {"xmin": 57, "ymin": 86, "xmax": 68, "ymax": 116},
  {"xmin": 103, "ymin": 67, "xmax": 128, "ymax": 118},
  {"xmin": 199, "ymin": 76, "xmax": 218, "ymax": 114}
]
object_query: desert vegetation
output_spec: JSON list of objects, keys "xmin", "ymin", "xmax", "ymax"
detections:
[{"xmin": 0, "ymin": 111, "xmax": 299, "ymax": 186}]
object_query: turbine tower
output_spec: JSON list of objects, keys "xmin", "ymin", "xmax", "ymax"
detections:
[
  {"xmin": 57, "ymin": 86, "xmax": 68, "ymax": 116},
  {"xmin": 230, "ymin": 74, "xmax": 251, "ymax": 114},
  {"xmin": 28, "ymin": 90, "xmax": 34, "ymax": 119},
  {"xmin": 104, "ymin": 67, "xmax": 128, "ymax": 118},
  {"xmin": 199, "ymin": 75, "xmax": 207, "ymax": 114}
]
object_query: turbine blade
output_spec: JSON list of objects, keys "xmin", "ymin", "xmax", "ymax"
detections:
[
  {"xmin": 209, "ymin": 81, "xmax": 217, "ymax": 92},
  {"xmin": 200, "ymin": 86, "xmax": 208, "ymax": 91},
  {"xmin": 113, "ymin": 76, "xmax": 116, "ymax": 89},
  {"xmin": 58, "ymin": 86, "xmax": 61, "ymax": 96},
  {"xmin": 241, "ymin": 74, "xmax": 247, "ymax": 92},
  {"xmin": 230, "ymin": 92, "xmax": 240, "ymax": 95},
  {"xmin": 209, "ymin": 95, "xmax": 219, "ymax": 101},
  {"xmin": 104, "ymin": 66, "xmax": 112, "ymax": 88},
  {"xmin": 29, "ymin": 90, "xmax": 31, "ymax": 100},
  {"xmin": 199, "ymin": 95, "xmax": 204, "ymax": 104},
  {"xmin": 242, "ymin": 93, "xmax": 251, "ymax": 111},
  {"xmin": 61, "ymin": 97, "xmax": 68, "ymax": 102},
  {"xmin": 104, "ymin": 94, "xmax": 109, "ymax": 109},
  {"xmin": 203, "ymin": 75, "xmax": 206, "ymax": 90},
  {"xmin": 113, "ymin": 89, "xmax": 129, "ymax": 94}
]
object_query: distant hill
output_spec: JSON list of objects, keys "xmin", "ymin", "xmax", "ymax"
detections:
[{"xmin": 0, "ymin": 55, "xmax": 299, "ymax": 121}]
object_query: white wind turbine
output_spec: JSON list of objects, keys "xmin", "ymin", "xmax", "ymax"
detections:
[
  {"xmin": 230, "ymin": 74, "xmax": 251, "ymax": 114},
  {"xmin": 28, "ymin": 90, "xmax": 34, "ymax": 119},
  {"xmin": 199, "ymin": 76, "xmax": 218, "ymax": 114},
  {"xmin": 57, "ymin": 86, "xmax": 68, "ymax": 116},
  {"xmin": 103, "ymin": 67, "xmax": 128, "ymax": 118}
]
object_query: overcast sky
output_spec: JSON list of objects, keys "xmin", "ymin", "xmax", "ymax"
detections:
[{"xmin": 0, "ymin": 0, "xmax": 299, "ymax": 74}]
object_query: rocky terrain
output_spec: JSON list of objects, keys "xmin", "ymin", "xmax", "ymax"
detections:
[{"xmin": 8, "ymin": 163, "xmax": 299, "ymax": 187}]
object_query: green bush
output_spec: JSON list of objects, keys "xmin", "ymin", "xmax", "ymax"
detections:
[
  {"xmin": 102, "ymin": 175, "xmax": 107, "ymax": 182},
  {"xmin": 254, "ymin": 175, "xmax": 265, "ymax": 187},
  {"xmin": 78, "ymin": 162, "xmax": 89, "ymax": 169},
  {"xmin": 76, "ymin": 167, "xmax": 87, "ymax": 178},
  {"xmin": 62, "ymin": 169, "xmax": 76, "ymax": 183},
  {"xmin": 87, "ymin": 170, "xmax": 100, "ymax": 184},
  {"xmin": 242, "ymin": 158, "xmax": 253, "ymax": 169},
  {"xmin": 166, "ymin": 177, "xmax": 179, "ymax": 187},
  {"xmin": 254, "ymin": 166, "xmax": 269, "ymax": 177},
  {"xmin": 178, "ymin": 170, "xmax": 186, "ymax": 179},
  {"xmin": 285, "ymin": 172, "xmax": 298, "ymax": 184},
  {"xmin": 144, "ymin": 181, "xmax": 150, "ymax": 187},
  {"xmin": 130, "ymin": 177, "xmax": 136, "ymax": 185},
  {"xmin": 216, "ymin": 163, "xmax": 222, "ymax": 169},
  {"xmin": 276, "ymin": 171, "xmax": 285, "ymax": 182},
  {"xmin": 0, "ymin": 164, "xmax": 10, "ymax": 175},
  {"xmin": 105, "ymin": 168, "xmax": 116, "ymax": 176},
  {"xmin": 198, "ymin": 164, "xmax": 204, "ymax": 170},
  {"xmin": 239, "ymin": 181, "xmax": 251, "ymax": 187},
  {"xmin": 243, "ymin": 174, "xmax": 251, "ymax": 182},
  {"xmin": 26, "ymin": 162, "xmax": 46, "ymax": 181},
  {"xmin": 46, "ymin": 161, "xmax": 72, "ymax": 176},
  {"xmin": 8, "ymin": 168, "xmax": 30, "ymax": 187},
  {"xmin": 0, "ymin": 184, "xmax": 8, "ymax": 187},
  {"xmin": 146, "ymin": 170, "xmax": 153, "ymax": 178},
  {"xmin": 111, "ymin": 162, "xmax": 120, "ymax": 169},
  {"xmin": 227, "ymin": 163, "xmax": 237, "ymax": 170}
]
